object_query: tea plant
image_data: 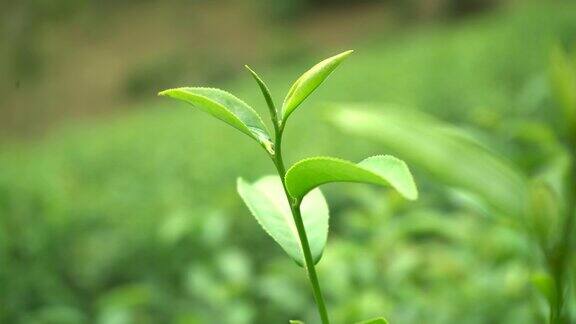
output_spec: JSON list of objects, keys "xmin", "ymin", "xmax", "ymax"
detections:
[{"xmin": 159, "ymin": 51, "xmax": 418, "ymax": 323}]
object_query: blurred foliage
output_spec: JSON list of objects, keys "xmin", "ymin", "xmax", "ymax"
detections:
[
  {"xmin": 260, "ymin": 0, "xmax": 504, "ymax": 20},
  {"xmin": 331, "ymin": 105, "xmax": 528, "ymax": 217},
  {"xmin": 0, "ymin": 0, "xmax": 87, "ymax": 81},
  {"xmin": 125, "ymin": 55, "xmax": 190, "ymax": 99},
  {"xmin": 2, "ymin": 1, "xmax": 576, "ymax": 324}
]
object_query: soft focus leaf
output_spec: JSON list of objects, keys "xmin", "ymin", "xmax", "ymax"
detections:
[
  {"xmin": 237, "ymin": 176, "xmax": 329, "ymax": 266},
  {"xmin": 289, "ymin": 320, "xmax": 304, "ymax": 324},
  {"xmin": 331, "ymin": 106, "xmax": 527, "ymax": 217},
  {"xmin": 285, "ymin": 155, "xmax": 418, "ymax": 201},
  {"xmin": 159, "ymin": 87, "xmax": 273, "ymax": 152},
  {"xmin": 281, "ymin": 50, "xmax": 353, "ymax": 123},
  {"xmin": 531, "ymin": 272, "xmax": 555, "ymax": 304},
  {"xmin": 356, "ymin": 317, "xmax": 389, "ymax": 324},
  {"xmin": 528, "ymin": 179, "xmax": 561, "ymax": 247},
  {"xmin": 549, "ymin": 46, "xmax": 576, "ymax": 131}
]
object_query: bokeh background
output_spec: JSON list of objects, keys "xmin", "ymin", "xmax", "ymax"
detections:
[{"xmin": 1, "ymin": 0, "xmax": 576, "ymax": 323}]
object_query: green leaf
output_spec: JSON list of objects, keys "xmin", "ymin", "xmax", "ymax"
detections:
[
  {"xmin": 237, "ymin": 176, "xmax": 329, "ymax": 266},
  {"xmin": 528, "ymin": 179, "xmax": 561, "ymax": 247},
  {"xmin": 289, "ymin": 321, "xmax": 304, "ymax": 324},
  {"xmin": 281, "ymin": 50, "xmax": 353, "ymax": 123},
  {"xmin": 245, "ymin": 65, "xmax": 277, "ymax": 120},
  {"xmin": 549, "ymin": 46, "xmax": 576, "ymax": 131},
  {"xmin": 355, "ymin": 318, "xmax": 389, "ymax": 324},
  {"xmin": 159, "ymin": 87, "xmax": 273, "ymax": 153},
  {"xmin": 531, "ymin": 271, "xmax": 555, "ymax": 303},
  {"xmin": 285, "ymin": 155, "xmax": 418, "ymax": 202},
  {"xmin": 331, "ymin": 105, "xmax": 527, "ymax": 217}
]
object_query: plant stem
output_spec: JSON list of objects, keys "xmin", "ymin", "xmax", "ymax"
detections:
[
  {"xmin": 549, "ymin": 144, "xmax": 576, "ymax": 324},
  {"xmin": 289, "ymin": 201, "xmax": 331, "ymax": 324},
  {"xmin": 269, "ymin": 120, "xmax": 330, "ymax": 324}
]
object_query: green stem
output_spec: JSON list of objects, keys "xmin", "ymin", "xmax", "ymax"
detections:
[
  {"xmin": 289, "ymin": 200, "xmax": 331, "ymax": 324},
  {"xmin": 549, "ymin": 144, "xmax": 576, "ymax": 324},
  {"xmin": 270, "ymin": 120, "xmax": 330, "ymax": 324},
  {"xmin": 253, "ymin": 73, "xmax": 330, "ymax": 322}
]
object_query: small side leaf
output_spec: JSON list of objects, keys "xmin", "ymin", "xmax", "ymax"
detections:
[
  {"xmin": 237, "ymin": 176, "xmax": 329, "ymax": 266},
  {"xmin": 285, "ymin": 155, "xmax": 418, "ymax": 202},
  {"xmin": 355, "ymin": 318, "xmax": 389, "ymax": 324},
  {"xmin": 281, "ymin": 50, "xmax": 353, "ymax": 123},
  {"xmin": 289, "ymin": 321, "xmax": 304, "ymax": 324},
  {"xmin": 159, "ymin": 87, "xmax": 273, "ymax": 152}
]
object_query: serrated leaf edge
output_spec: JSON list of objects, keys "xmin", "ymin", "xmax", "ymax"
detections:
[{"xmin": 159, "ymin": 87, "xmax": 272, "ymax": 145}]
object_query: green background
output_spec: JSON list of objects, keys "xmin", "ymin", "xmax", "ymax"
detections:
[{"xmin": 1, "ymin": 0, "xmax": 575, "ymax": 323}]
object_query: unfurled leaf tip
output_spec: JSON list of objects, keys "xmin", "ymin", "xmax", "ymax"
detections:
[
  {"xmin": 158, "ymin": 88, "xmax": 180, "ymax": 97},
  {"xmin": 342, "ymin": 49, "xmax": 354, "ymax": 56},
  {"xmin": 333, "ymin": 50, "xmax": 354, "ymax": 62},
  {"xmin": 157, "ymin": 89, "xmax": 169, "ymax": 97}
]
